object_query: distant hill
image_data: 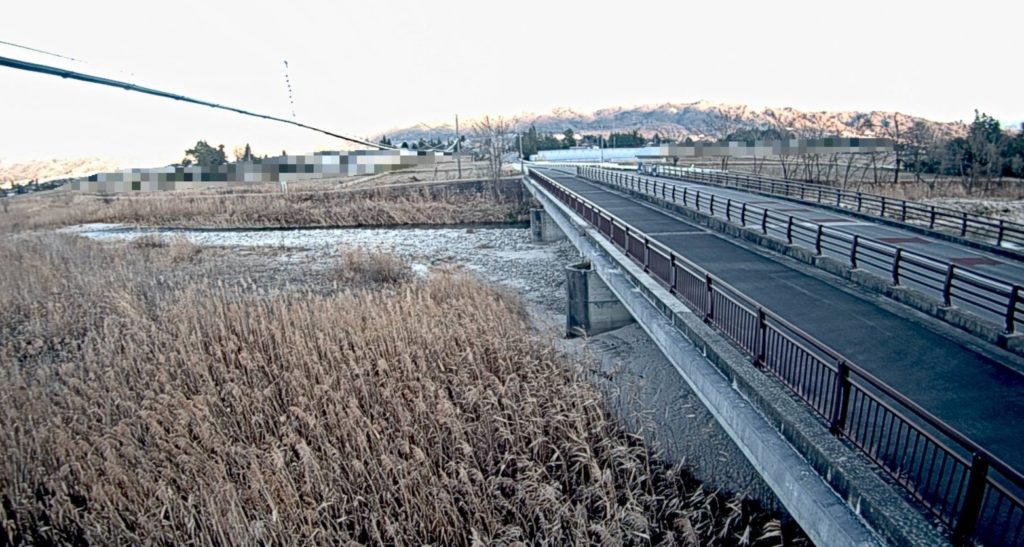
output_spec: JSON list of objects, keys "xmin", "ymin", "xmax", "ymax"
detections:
[
  {"xmin": 383, "ymin": 100, "xmax": 968, "ymax": 143},
  {"xmin": 0, "ymin": 157, "xmax": 122, "ymax": 188}
]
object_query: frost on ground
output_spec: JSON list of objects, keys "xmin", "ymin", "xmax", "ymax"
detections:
[{"xmin": 65, "ymin": 224, "xmax": 580, "ymax": 313}]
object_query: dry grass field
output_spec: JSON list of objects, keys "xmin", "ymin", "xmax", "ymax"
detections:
[
  {"xmin": 0, "ymin": 182, "xmax": 526, "ymax": 233},
  {"xmin": 0, "ymin": 159, "xmax": 525, "ymax": 233},
  {"xmin": 0, "ymin": 234, "xmax": 806, "ymax": 545}
]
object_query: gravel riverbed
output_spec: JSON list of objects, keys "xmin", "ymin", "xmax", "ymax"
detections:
[{"xmin": 63, "ymin": 223, "xmax": 581, "ymax": 314}]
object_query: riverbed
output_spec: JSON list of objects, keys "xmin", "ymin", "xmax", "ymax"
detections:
[
  {"xmin": 62, "ymin": 223, "xmax": 580, "ymax": 315},
  {"xmin": 60, "ymin": 221, "xmax": 771, "ymax": 505}
]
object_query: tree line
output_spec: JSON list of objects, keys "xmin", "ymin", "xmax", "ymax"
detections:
[
  {"xmin": 378, "ymin": 136, "xmax": 458, "ymax": 150},
  {"xmin": 725, "ymin": 111, "xmax": 1024, "ymax": 186},
  {"xmin": 902, "ymin": 112, "xmax": 1024, "ymax": 184},
  {"xmin": 518, "ymin": 126, "xmax": 669, "ymax": 157}
]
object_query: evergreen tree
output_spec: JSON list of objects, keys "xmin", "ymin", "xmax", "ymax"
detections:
[
  {"xmin": 183, "ymin": 140, "xmax": 228, "ymax": 167},
  {"xmin": 520, "ymin": 125, "xmax": 540, "ymax": 158},
  {"xmin": 562, "ymin": 129, "xmax": 576, "ymax": 148}
]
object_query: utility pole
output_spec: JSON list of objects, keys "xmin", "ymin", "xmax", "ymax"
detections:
[
  {"xmin": 518, "ymin": 132, "xmax": 524, "ymax": 172},
  {"xmin": 455, "ymin": 114, "xmax": 462, "ymax": 180}
]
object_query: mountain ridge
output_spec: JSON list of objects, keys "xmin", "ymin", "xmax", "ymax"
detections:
[
  {"xmin": 0, "ymin": 157, "xmax": 122, "ymax": 188},
  {"xmin": 382, "ymin": 100, "xmax": 968, "ymax": 144}
]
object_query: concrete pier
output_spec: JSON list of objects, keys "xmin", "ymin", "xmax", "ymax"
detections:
[
  {"xmin": 565, "ymin": 262, "xmax": 635, "ymax": 337},
  {"xmin": 530, "ymin": 208, "xmax": 565, "ymax": 242}
]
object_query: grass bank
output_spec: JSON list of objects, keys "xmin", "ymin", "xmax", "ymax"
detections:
[
  {"xmin": 0, "ymin": 235, "xmax": 805, "ymax": 545},
  {"xmin": 0, "ymin": 181, "xmax": 527, "ymax": 233}
]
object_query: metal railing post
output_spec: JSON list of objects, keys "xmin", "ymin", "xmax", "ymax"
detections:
[
  {"xmin": 1007, "ymin": 285, "xmax": 1020, "ymax": 334},
  {"xmin": 961, "ymin": 212, "xmax": 969, "ymax": 236},
  {"xmin": 670, "ymin": 255, "xmax": 677, "ymax": 292},
  {"xmin": 952, "ymin": 453, "xmax": 990, "ymax": 544},
  {"xmin": 943, "ymin": 264, "xmax": 956, "ymax": 306},
  {"xmin": 754, "ymin": 308, "xmax": 767, "ymax": 367},
  {"xmin": 828, "ymin": 360, "xmax": 851, "ymax": 434},
  {"xmin": 892, "ymin": 248, "xmax": 903, "ymax": 285},
  {"xmin": 850, "ymin": 235, "xmax": 859, "ymax": 269},
  {"xmin": 705, "ymin": 274, "xmax": 714, "ymax": 323}
]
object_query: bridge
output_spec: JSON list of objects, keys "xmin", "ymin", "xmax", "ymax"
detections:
[{"xmin": 522, "ymin": 164, "xmax": 1024, "ymax": 546}]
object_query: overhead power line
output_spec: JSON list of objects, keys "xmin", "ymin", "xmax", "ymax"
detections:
[
  {"xmin": 0, "ymin": 39, "xmax": 136, "ymax": 78},
  {"xmin": 0, "ymin": 54, "xmax": 395, "ymax": 150},
  {"xmin": 0, "ymin": 39, "xmax": 85, "ymax": 63}
]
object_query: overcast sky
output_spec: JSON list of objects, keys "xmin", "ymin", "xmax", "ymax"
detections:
[{"xmin": 2, "ymin": 0, "xmax": 1021, "ymax": 167}]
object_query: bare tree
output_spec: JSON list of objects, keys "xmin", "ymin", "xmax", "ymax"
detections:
[
  {"xmin": 905, "ymin": 121, "xmax": 938, "ymax": 194},
  {"xmin": 659, "ymin": 126, "xmax": 686, "ymax": 143},
  {"xmin": 705, "ymin": 105, "xmax": 747, "ymax": 142},
  {"xmin": 842, "ymin": 153, "xmax": 855, "ymax": 189},
  {"xmin": 472, "ymin": 116, "xmax": 515, "ymax": 194},
  {"xmin": 878, "ymin": 114, "xmax": 906, "ymax": 185}
]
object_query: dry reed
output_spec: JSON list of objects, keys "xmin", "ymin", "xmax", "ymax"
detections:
[
  {"xmin": 0, "ymin": 184, "xmax": 526, "ymax": 234},
  {"xmin": 331, "ymin": 248, "xmax": 415, "ymax": 287},
  {"xmin": 0, "ymin": 235, "xmax": 806, "ymax": 545}
]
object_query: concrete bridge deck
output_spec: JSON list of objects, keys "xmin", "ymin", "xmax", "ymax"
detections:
[
  {"xmin": 638, "ymin": 169, "xmax": 1024, "ymax": 278},
  {"xmin": 568, "ymin": 166, "xmax": 1024, "ymax": 351},
  {"xmin": 535, "ymin": 167, "xmax": 1024, "ymax": 475},
  {"xmin": 628, "ymin": 168, "xmax": 1024, "ymax": 328}
]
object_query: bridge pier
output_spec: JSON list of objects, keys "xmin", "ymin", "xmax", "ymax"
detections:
[
  {"xmin": 530, "ymin": 207, "xmax": 565, "ymax": 242},
  {"xmin": 565, "ymin": 261, "xmax": 635, "ymax": 337}
]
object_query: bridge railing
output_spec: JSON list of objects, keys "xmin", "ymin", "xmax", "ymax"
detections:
[
  {"xmin": 577, "ymin": 166, "xmax": 1024, "ymax": 337},
  {"xmin": 650, "ymin": 164, "xmax": 1024, "ymax": 252},
  {"xmin": 529, "ymin": 167, "xmax": 1024, "ymax": 546}
]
